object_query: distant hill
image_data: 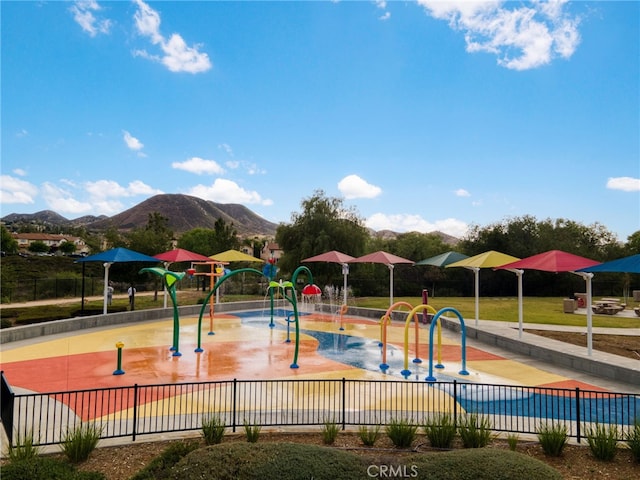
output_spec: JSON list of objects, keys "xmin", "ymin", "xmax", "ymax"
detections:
[
  {"xmin": 2, "ymin": 194, "xmax": 459, "ymax": 243},
  {"xmin": 2, "ymin": 194, "xmax": 279, "ymax": 237},
  {"xmin": 372, "ymin": 229, "xmax": 459, "ymax": 246},
  {"xmin": 85, "ymin": 194, "xmax": 279, "ymax": 236}
]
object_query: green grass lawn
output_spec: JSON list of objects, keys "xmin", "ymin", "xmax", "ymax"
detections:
[
  {"xmin": 2, "ymin": 291, "xmax": 638, "ymax": 330},
  {"xmin": 354, "ymin": 296, "xmax": 640, "ymax": 329}
]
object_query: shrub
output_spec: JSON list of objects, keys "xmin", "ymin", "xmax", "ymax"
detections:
[
  {"xmin": 458, "ymin": 414, "xmax": 493, "ymax": 448},
  {"xmin": 168, "ymin": 442, "xmax": 368, "ymax": 479},
  {"xmin": 320, "ymin": 419, "xmax": 340, "ymax": 445},
  {"xmin": 537, "ymin": 422, "xmax": 568, "ymax": 457},
  {"xmin": 60, "ymin": 423, "xmax": 102, "ymax": 463},
  {"xmin": 1, "ymin": 456, "xmax": 106, "ymax": 480},
  {"xmin": 5, "ymin": 430, "xmax": 39, "ymax": 462},
  {"xmin": 410, "ymin": 448, "xmax": 563, "ymax": 480},
  {"xmin": 586, "ymin": 423, "xmax": 618, "ymax": 461},
  {"xmin": 130, "ymin": 440, "xmax": 201, "ymax": 480},
  {"xmin": 507, "ymin": 433, "xmax": 519, "ymax": 451},
  {"xmin": 625, "ymin": 418, "xmax": 640, "ymax": 462},
  {"xmin": 423, "ymin": 413, "xmax": 457, "ymax": 449},
  {"xmin": 243, "ymin": 421, "xmax": 262, "ymax": 443},
  {"xmin": 385, "ymin": 418, "xmax": 418, "ymax": 448},
  {"xmin": 358, "ymin": 425, "xmax": 381, "ymax": 446},
  {"xmin": 201, "ymin": 414, "xmax": 226, "ymax": 445},
  {"xmin": 162, "ymin": 442, "xmax": 562, "ymax": 480}
]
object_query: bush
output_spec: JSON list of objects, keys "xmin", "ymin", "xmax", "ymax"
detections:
[
  {"xmin": 243, "ymin": 422, "xmax": 261, "ymax": 443},
  {"xmin": 320, "ymin": 419, "xmax": 340, "ymax": 445},
  {"xmin": 626, "ymin": 418, "xmax": 640, "ymax": 462},
  {"xmin": 149, "ymin": 442, "xmax": 563, "ymax": 480},
  {"xmin": 586, "ymin": 423, "xmax": 619, "ymax": 461},
  {"xmin": 507, "ymin": 433, "xmax": 519, "ymax": 451},
  {"xmin": 537, "ymin": 422, "xmax": 568, "ymax": 457},
  {"xmin": 423, "ymin": 413, "xmax": 457, "ymax": 449},
  {"xmin": 458, "ymin": 414, "xmax": 493, "ymax": 448},
  {"xmin": 168, "ymin": 442, "xmax": 368, "ymax": 479},
  {"xmin": 201, "ymin": 415, "xmax": 226, "ymax": 445},
  {"xmin": 130, "ymin": 440, "xmax": 201, "ymax": 480},
  {"xmin": 5, "ymin": 430, "xmax": 39, "ymax": 462},
  {"xmin": 358, "ymin": 425, "xmax": 381, "ymax": 446},
  {"xmin": 386, "ymin": 418, "xmax": 418, "ymax": 448},
  {"xmin": 60, "ymin": 423, "xmax": 102, "ymax": 463},
  {"xmin": 1, "ymin": 456, "xmax": 106, "ymax": 480},
  {"xmin": 410, "ymin": 448, "xmax": 563, "ymax": 480}
]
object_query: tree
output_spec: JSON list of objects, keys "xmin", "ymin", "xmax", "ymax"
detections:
[
  {"xmin": 1, "ymin": 225, "xmax": 18, "ymax": 254},
  {"xmin": 178, "ymin": 218, "xmax": 240, "ymax": 256},
  {"xmin": 127, "ymin": 212, "xmax": 174, "ymax": 256},
  {"xmin": 27, "ymin": 240, "xmax": 49, "ymax": 254},
  {"xmin": 58, "ymin": 241, "xmax": 77, "ymax": 255},
  {"xmin": 275, "ymin": 190, "xmax": 369, "ymax": 285}
]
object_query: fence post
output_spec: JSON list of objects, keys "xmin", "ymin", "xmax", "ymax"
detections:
[
  {"xmin": 132, "ymin": 384, "xmax": 138, "ymax": 442},
  {"xmin": 341, "ymin": 378, "xmax": 346, "ymax": 430},
  {"xmin": 453, "ymin": 380, "xmax": 458, "ymax": 428},
  {"xmin": 575, "ymin": 387, "xmax": 581, "ymax": 443},
  {"xmin": 232, "ymin": 379, "xmax": 237, "ymax": 433},
  {"xmin": 1, "ymin": 371, "xmax": 15, "ymax": 445}
]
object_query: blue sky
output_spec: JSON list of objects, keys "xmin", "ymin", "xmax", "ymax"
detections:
[{"xmin": 2, "ymin": 1, "xmax": 639, "ymax": 241}]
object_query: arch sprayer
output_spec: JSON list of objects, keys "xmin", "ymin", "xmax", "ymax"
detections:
[
  {"xmin": 399, "ymin": 304, "xmax": 438, "ymax": 378},
  {"xmin": 425, "ymin": 307, "xmax": 469, "ymax": 382}
]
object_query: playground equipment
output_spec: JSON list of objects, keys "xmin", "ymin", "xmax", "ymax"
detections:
[
  {"xmin": 113, "ymin": 341, "xmax": 125, "ymax": 375},
  {"xmin": 139, "ymin": 267, "xmax": 186, "ymax": 356},
  {"xmin": 195, "ymin": 265, "xmax": 315, "ymax": 369},
  {"xmin": 399, "ymin": 304, "xmax": 439, "ymax": 378},
  {"xmin": 426, "ymin": 307, "xmax": 469, "ymax": 382},
  {"xmin": 188, "ymin": 260, "xmax": 228, "ymax": 335}
]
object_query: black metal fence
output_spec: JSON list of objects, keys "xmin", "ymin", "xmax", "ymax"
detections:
[{"xmin": 2, "ymin": 372, "xmax": 638, "ymax": 447}]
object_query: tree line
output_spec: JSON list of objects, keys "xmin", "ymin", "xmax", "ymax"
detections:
[{"xmin": 2, "ymin": 191, "xmax": 638, "ymax": 298}]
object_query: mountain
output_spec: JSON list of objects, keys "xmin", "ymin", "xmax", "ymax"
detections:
[
  {"xmin": 2, "ymin": 194, "xmax": 279, "ymax": 237},
  {"xmin": 2, "ymin": 194, "xmax": 459, "ymax": 243},
  {"xmin": 86, "ymin": 194, "xmax": 279, "ymax": 236}
]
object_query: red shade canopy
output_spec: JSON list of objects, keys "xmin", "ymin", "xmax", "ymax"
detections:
[
  {"xmin": 154, "ymin": 248, "xmax": 212, "ymax": 263},
  {"xmin": 302, "ymin": 250, "xmax": 355, "ymax": 264},
  {"xmin": 497, "ymin": 250, "xmax": 599, "ymax": 272},
  {"xmin": 349, "ymin": 251, "xmax": 414, "ymax": 265}
]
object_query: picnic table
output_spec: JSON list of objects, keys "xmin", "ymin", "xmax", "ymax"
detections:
[{"xmin": 592, "ymin": 298, "xmax": 626, "ymax": 315}]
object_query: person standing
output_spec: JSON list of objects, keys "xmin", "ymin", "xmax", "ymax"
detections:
[
  {"xmin": 128, "ymin": 284, "xmax": 136, "ymax": 311},
  {"xmin": 107, "ymin": 284, "xmax": 114, "ymax": 306}
]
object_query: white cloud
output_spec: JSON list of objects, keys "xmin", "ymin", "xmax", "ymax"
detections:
[
  {"xmin": 13, "ymin": 168, "xmax": 27, "ymax": 177},
  {"xmin": 84, "ymin": 179, "xmax": 162, "ymax": 199},
  {"xmin": 123, "ymin": 130, "xmax": 144, "ymax": 151},
  {"xmin": 417, "ymin": 0, "xmax": 581, "ymax": 70},
  {"xmin": 16, "ymin": 129, "xmax": 28, "ymax": 138},
  {"xmin": 172, "ymin": 157, "xmax": 225, "ymax": 175},
  {"xmin": 133, "ymin": 0, "xmax": 212, "ymax": 74},
  {"xmin": 606, "ymin": 176, "xmax": 640, "ymax": 192},
  {"xmin": 41, "ymin": 182, "xmax": 93, "ymax": 214},
  {"xmin": 70, "ymin": 1, "xmax": 111, "ymax": 37},
  {"xmin": 187, "ymin": 178, "xmax": 272, "ymax": 205},
  {"xmin": 366, "ymin": 212, "xmax": 469, "ymax": 238},
  {"xmin": 338, "ymin": 174, "xmax": 382, "ymax": 199},
  {"xmin": 454, "ymin": 188, "xmax": 471, "ymax": 197},
  {"xmin": 0, "ymin": 175, "xmax": 38, "ymax": 205}
]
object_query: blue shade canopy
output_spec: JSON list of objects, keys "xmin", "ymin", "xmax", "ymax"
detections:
[
  {"xmin": 76, "ymin": 247, "xmax": 160, "ymax": 264},
  {"xmin": 415, "ymin": 251, "xmax": 469, "ymax": 267},
  {"xmin": 576, "ymin": 254, "xmax": 640, "ymax": 274}
]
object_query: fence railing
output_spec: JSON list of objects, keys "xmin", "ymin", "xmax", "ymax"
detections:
[{"xmin": 2, "ymin": 372, "xmax": 638, "ymax": 447}]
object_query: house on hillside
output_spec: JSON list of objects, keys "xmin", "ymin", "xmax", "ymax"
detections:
[
  {"xmin": 261, "ymin": 242, "xmax": 283, "ymax": 263},
  {"xmin": 11, "ymin": 232, "xmax": 89, "ymax": 255}
]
